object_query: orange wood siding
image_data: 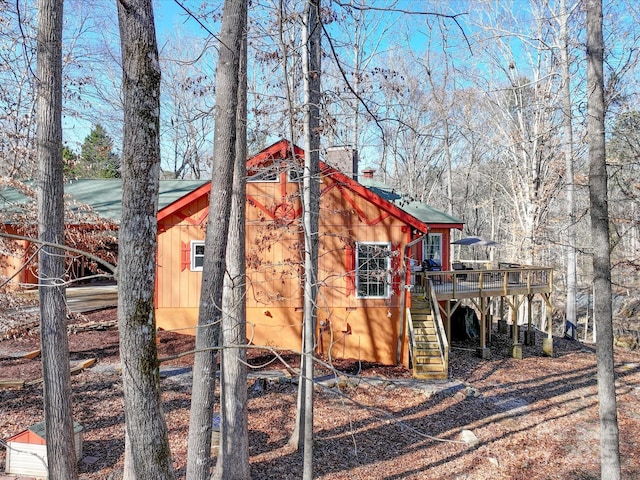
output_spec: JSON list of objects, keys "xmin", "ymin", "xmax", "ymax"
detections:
[
  {"xmin": 0, "ymin": 226, "xmax": 38, "ymax": 288},
  {"xmin": 156, "ymin": 195, "xmax": 208, "ymax": 312},
  {"xmin": 155, "ymin": 167, "xmax": 451, "ymax": 366}
]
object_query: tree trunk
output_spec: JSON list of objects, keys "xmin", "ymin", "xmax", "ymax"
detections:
[
  {"xmin": 36, "ymin": 1, "xmax": 78, "ymax": 478},
  {"xmin": 559, "ymin": 0, "xmax": 577, "ymax": 340},
  {"xmin": 185, "ymin": 1, "xmax": 246, "ymax": 478},
  {"xmin": 586, "ymin": 1, "xmax": 621, "ymax": 478},
  {"xmin": 289, "ymin": 2, "xmax": 321, "ymax": 479},
  {"xmin": 213, "ymin": 10, "xmax": 249, "ymax": 479},
  {"xmin": 116, "ymin": 1, "xmax": 174, "ymax": 478}
]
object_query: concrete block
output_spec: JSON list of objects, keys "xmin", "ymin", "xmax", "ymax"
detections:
[
  {"xmin": 476, "ymin": 347, "xmax": 491, "ymax": 360},
  {"xmin": 542, "ymin": 337, "xmax": 554, "ymax": 357},
  {"xmin": 511, "ymin": 343, "xmax": 523, "ymax": 359}
]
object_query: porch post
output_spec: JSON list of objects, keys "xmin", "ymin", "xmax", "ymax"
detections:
[
  {"xmin": 542, "ymin": 293, "xmax": 554, "ymax": 356},
  {"xmin": 524, "ymin": 294, "xmax": 535, "ymax": 345},
  {"xmin": 511, "ymin": 295, "xmax": 522, "ymax": 359},
  {"xmin": 476, "ymin": 296, "xmax": 490, "ymax": 359}
]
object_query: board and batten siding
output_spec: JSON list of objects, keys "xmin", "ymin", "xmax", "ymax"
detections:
[{"xmin": 154, "ymin": 165, "xmax": 448, "ymax": 365}]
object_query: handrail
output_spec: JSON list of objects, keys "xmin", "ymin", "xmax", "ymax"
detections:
[
  {"xmin": 428, "ymin": 279, "xmax": 448, "ymax": 373},
  {"xmin": 406, "ymin": 306, "xmax": 415, "ymax": 368}
]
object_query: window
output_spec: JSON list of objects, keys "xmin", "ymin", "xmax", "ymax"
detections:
[
  {"xmin": 287, "ymin": 164, "xmax": 304, "ymax": 182},
  {"xmin": 247, "ymin": 164, "xmax": 279, "ymax": 182},
  {"xmin": 356, "ymin": 242, "xmax": 391, "ymax": 298},
  {"xmin": 191, "ymin": 241, "xmax": 205, "ymax": 271},
  {"xmin": 424, "ymin": 233, "xmax": 442, "ymax": 264},
  {"xmin": 247, "ymin": 161, "xmax": 305, "ymax": 183}
]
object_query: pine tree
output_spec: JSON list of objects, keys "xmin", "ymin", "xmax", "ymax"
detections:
[{"xmin": 70, "ymin": 124, "xmax": 120, "ymax": 178}]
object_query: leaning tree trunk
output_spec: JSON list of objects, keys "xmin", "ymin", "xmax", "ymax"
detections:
[
  {"xmin": 116, "ymin": 1, "xmax": 174, "ymax": 478},
  {"xmin": 36, "ymin": 1, "xmax": 78, "ymax": 478},
  {"xmin": 586, "ymin": 1, "xmax": 621, "ymax": 479},
  {"xmin": 213, "ymin": 12, "xmax": 249, "ymax": 479},
  {"xmin": 185, "ymin": 1, "xmax": 246, "ymax": 478}
]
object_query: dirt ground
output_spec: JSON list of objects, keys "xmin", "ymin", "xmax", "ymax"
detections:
[{"xmin": 1, "ymin": 307, "xmax": 640, "ymax": 480}]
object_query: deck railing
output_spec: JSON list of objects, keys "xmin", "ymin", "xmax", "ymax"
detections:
[
  {"xmin": 427, "ymin": 278, "xmax": 449, "ymax": 371},
  {"xmin": 413, "ymin": 266, "xmax": 553, "ymax": 298}
]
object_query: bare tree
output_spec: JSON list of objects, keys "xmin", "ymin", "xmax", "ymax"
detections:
[
  {"xmin": 116, "ymin": 0, "xmax": 174, "ymax": 478},
  {"xmin": 586, "ymin": 0, "xmax": 621, "ymax": 478},
  {"xmin": 36, "ymin": 0, "xmax": 78, "ymax": 477},
  {"xmin": 1, "ymin": 2, "xmax": 38, "ymax": 178},
  {"xmin": 213, "ymin": 9, "xmax": 250, "ymax": 479},
  {"xmin": 559, "ymin": 0, "xmax": 578, "ymax": 339},
  {"xmin": 186, "ymin": 1, "xmax": 247, "ymax": 478},
  {"xmin": 288, "ymin": 3, "xmax": 321, "ymax": 480},
  {"xmin": 160, "ymin": 32, "xmax": 217, "ymax": 179}
]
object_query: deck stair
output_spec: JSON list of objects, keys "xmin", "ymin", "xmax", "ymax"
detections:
[{"xmin": 410, "ymin": 296, "xmax": 448, "ymax": 380}]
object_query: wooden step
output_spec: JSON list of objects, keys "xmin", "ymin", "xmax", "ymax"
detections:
[
  {"xmin": 414, "ymin": 356, "xmax": 444, "ymax": 365},
  {"xmin": 412, "ymin": 321, "xmax": 436, "ymax": 329},
  {"xmin": 413, "ymin": 324, "xmax": 436, "ymax": 334},
  {"xmin": 414, "ymin": 334, "xmax": 437, "ymax": 342},
  {"xmin": 412, "ymin": 324, "xmax": 433, "ymax": 332},
  {"xmin": 413, "ymin": 363, "xmax": 445, "ymax": 372},
  {"xmin": 415, "ymin": 350, "xmax": 440, "ymax": 359},
  {"xmin": 413, "ymin": 370, "xmax": 448, "ymax": 380}
]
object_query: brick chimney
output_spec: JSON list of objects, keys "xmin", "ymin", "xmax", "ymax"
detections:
[
  {"xmin": 325, "ymin": 146, "xmax": 359, "ymax": 181},
  {"xmin": 362, "ymin": 168, "xmax": 375, "ymax": 179}
]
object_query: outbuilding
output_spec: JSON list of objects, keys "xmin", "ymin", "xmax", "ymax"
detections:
[{"xmin": 4, "ymin": 420, "xmax": 83, "ymax": 478}]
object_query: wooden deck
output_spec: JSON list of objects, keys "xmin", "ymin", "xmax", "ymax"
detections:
[
  {"xmin": 413, "ymin": 266, "xmax": 553, "ymax": 301},
  {"xmin": 405, "ymin": 266, "xmax": 554, "ymax": 377}
]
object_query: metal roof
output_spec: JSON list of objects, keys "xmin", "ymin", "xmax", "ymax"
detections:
[
  {"xmin": 29, "ymin": 420, "xmax": 84, "ymax": 439},
  {"xmin": 2, "ymin": 176, "xmax": 461, "ymax": 228},
  {"xmin": 359, "ymin": 178, "xmax": 464, "ymax": 225},
  {"xmin": 1, "ymin": 179, "xmax": 208, "ymax": 224}
]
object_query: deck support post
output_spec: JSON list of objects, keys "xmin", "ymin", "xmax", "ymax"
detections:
[
  {"xmin": 446, "ymin": 300, "xmax": 451, "ymax": 342},
  {"xmin": 489, "ymin": 297, "xmax": 495, "ymax": 342},
  {"xmin": 479, "ymin": 297, "xmax": 486, "ymax": 349},
  {"xmin": 498, "ymin": 297, "xmax": 507, "ymax": 334},
  {"xmin": 498, "ymin": 319, "xmax": 508, "ymax": 334},
  {"xmin": 542, "ymin": 293, "xmax": 554, "ymax": 356},
  {"xmin": 524, "ymin": 295, "xmax": 535, "ymax": 345},
  {"xmin": 511, "ymin": 295, "xmax": 519, "ymax": 344},
  {"xmin": 511, "ymin": 343, "xmax": 523, "ymax": 359}
]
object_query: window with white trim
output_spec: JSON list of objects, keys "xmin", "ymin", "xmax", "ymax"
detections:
[
  {"xmin": 191, "ymin": 241, "xmax": 205, "ymax": 271},
  {"xmin": 356, "ymin": 242, "xmax": 391, "ymax": 298},
  {"xmin": 424, "ymin": 233, "xmax": 442, "ymax": 264}
]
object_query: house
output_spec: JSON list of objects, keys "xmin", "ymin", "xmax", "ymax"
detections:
[
  {"xmin": 4, "ymin": 420, "xmax": 83, "ymax": 477},
  {"xmin": 155, "ymin": 140, "xmax": 464, "ymax": 367},
  {"xmin": 0, "ymin": 179, "xmax": 207, "ymax": 287}
]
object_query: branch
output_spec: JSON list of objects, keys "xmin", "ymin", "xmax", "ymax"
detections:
[
  {"xmin": 0, "ymin": 244, "xmax": 44, "ymax": 288},
  {"xmin": 332, "ymin": 1, "xmax": 471, "ymax": 49},
  {"xmin": 171, "ymin": 0, "xmax": 224, "ymax": 51},
  {"xmin": 0, "ymin": 232, "xmax": 116, "ymax": 274}
]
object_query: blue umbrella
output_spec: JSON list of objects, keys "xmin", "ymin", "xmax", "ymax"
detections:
[{"xmin": 451, "ymin": 236, "xmax": 498, "ymax": 247}]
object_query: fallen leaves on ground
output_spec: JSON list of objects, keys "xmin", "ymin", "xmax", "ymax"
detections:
[{"xmin": 1, "ymin": 307, "xmax": 640, "ymax": 479}]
